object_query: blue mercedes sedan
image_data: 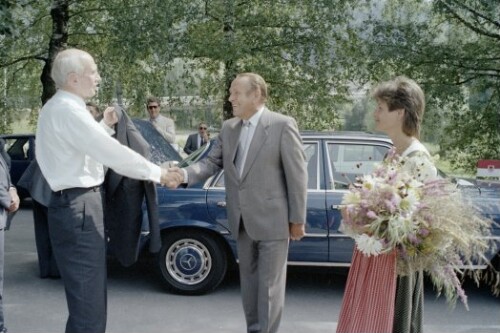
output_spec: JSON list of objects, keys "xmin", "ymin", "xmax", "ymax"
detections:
[{"xmin": 148, "ymin": 131, "xmax": 500, "ymax": 295}]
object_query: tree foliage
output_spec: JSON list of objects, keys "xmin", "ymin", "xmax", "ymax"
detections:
[
  {"xmin": 0, "ymin": 0, "xmax": 498, "ymax": 171},
  {"xmin": 346, "ymin": 0, "xmax": 500, "ymax": 171}
]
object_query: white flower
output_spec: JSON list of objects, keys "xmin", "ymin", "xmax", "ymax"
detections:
[
  {"xmin": 355, "ymin": 234, "xmax": 384, "ymax": 256},
  {"xmin": 342, "ymin": 191, "xmax": 361, "ymax": 205},
  {"xmin": 400, "ymin": 189, "xmax": 419, "ymax": 212},
  {"xmin": 362, "ymin": 175, "xmax": 377, "ymax": 190}
]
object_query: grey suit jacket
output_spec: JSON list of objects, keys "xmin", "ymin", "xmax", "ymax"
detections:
[
  {"xmin": 186, "ymin": 108, "xmax": 307, "ymax": 241},
  {"xmin": 0, "ymin": 154, "xmax": 12, "ymax": 229}
]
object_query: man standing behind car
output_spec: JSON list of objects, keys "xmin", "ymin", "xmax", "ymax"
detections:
[
  {"xmin": 36, "ymin": 48, "xmax": 181, "ymax": 333},
  {"xmin": 183, "ymin": 121, "xmax": 210, "ymax": 155},
  {"xmin": 170, "ymin": 73, "xmax": 307, "ymax": 333},
  {"xmin": 146, "ymin": 96, "xmax": 176, "ymax": 145}
]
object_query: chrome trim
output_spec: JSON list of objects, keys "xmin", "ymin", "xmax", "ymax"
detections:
[
  {"xmin": 329, "ymin": 233, "xmax": 351, "ymax": 238},
  {"xmin": 235, "ymin": 259, "xmax": 351, "ymax": 267},
  {"xmin": 302, "ymin": 233, "xmax": 328, "ymax": 238},
  {"xmin": 458, "ymin": 265, "xmax": 488, "ymax": 270},
  {"xmin": 288, "ymin": 261, "xmax": 351, "ymax": 267},
  {"xmin": 483, "ymin": 236, "xmax": 500, "ymax": 241}
]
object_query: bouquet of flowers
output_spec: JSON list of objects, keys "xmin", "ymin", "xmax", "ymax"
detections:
[{"xmin": 340, "ymin": 148, "xmax": 496, "ymax": 308}]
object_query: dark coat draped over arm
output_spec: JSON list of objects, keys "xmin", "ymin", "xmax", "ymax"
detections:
[{"xmin": 104, "ymin": 110, "xmax": 161, "ymax": 267}]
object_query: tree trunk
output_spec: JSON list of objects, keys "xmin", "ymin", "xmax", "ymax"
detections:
[
  {"xmin": 40, "ymin": 0, "xmax": 69, "ymax": 105},
  {"xmin": 222, "ymin": 0, "xmax": 236, "ymax": 121},
  {"xmin": 222, "ymin": 60, "xmax": 237, "ymax": 121}
]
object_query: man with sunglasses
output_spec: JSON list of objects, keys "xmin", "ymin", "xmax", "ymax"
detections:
[
  {"xmin": 146, "ymin": 96, "xmax": 176, "ymax": 144},
  {"xmin": 183, "ymin": 122, "xmax": 210, "ymax": 155}
]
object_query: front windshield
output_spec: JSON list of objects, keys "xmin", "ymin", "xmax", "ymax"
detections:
[{"xmin": 177, "ymin": 141, "xmax": 212, "ymax": 168}]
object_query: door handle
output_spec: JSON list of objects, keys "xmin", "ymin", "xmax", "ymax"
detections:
[
  {"xmin": 331, "ymin": 204, "xmax": 341, "ymax": 210},
  {"xmin": 217, "ymin": 201, "xmax": 227, "ymax": 207}
]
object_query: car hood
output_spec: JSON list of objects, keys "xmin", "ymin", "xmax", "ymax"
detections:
[{"xmin": 456, "ymin": 178, "xmax": 500, "ymax": 226}]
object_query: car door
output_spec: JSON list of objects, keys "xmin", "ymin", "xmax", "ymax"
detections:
[
  {"xmin": 326, "ymin": 140, "xmax": 391, "ymax": 264},
  {"xmin": 206, "ymin": 140, "xmax": 330, "ymax": 263},
  {"xmin": 288, "ymin": 140, "xmax": 329, "ymax": 263},
  {"xmin": 3, "ymin": 135, "xmax": 35, "ymax": 188}
]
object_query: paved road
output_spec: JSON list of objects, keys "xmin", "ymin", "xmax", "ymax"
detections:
[{"xmin": 4, "ymin": 206, "xmax": 500, "ymax": 333}]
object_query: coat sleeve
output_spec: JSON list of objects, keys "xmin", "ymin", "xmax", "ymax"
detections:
[{"xmin": 280, "ymin": 118, "xmax": 307, "ymax": 224}]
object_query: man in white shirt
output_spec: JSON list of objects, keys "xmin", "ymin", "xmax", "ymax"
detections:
[
  {"xmin": 146, "ymin": 96, "xmax": 176, "ymax": 144},
  {"xmin": 36, "ymin": 48, "xmax": 181, "ymax": 333}
]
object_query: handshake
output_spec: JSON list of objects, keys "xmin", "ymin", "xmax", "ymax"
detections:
[{"xmin": 159, "ymin": 165, "xmax": 184, "ymax": 188}]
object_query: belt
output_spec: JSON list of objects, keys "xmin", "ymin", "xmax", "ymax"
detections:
[{"xmin": 53, "ymin": 185, "xmax": 102, "ymax": 196}]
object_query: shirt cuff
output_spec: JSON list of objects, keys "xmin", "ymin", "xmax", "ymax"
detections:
[
  {"xmin": 182, "ymin": 168, "xmax": 188, "ymax": 183},
  {"xmin": 150, "ymin": 165, "xmax": 162, "ymax": 183},
  {"xmin": 100, "ymin": 119, "xmax": 116, "ymax": 136}
]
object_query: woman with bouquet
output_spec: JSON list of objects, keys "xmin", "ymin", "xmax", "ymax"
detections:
[{"xmin": 336, "ymin": 76, "xmax": 437, "ymax": 333}]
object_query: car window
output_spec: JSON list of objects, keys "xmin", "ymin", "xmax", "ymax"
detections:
[
  {"xmin": 5, "ymin": 138, "xmax": 30, "ymax": 161},
  {"xmin": 327, "ymin": 143, "xmax": 389, "ymax": 189},
  {"xmin": 304, "ymin": 142, "xmax": 319, "ymax": 190}
]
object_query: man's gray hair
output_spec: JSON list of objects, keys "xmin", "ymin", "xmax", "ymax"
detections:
[{"xmin": 51, "ymin": 49, "xmax": 93, "ymax": 88}]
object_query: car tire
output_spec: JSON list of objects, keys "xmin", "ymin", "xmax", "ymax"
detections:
[{"xmin": 157, "ymin": 230, "xmax": 228, "ymax": 295}]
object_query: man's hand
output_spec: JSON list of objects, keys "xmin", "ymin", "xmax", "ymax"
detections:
[
  {"xmin": 103, "ymin": 106, "xmax": 119, "ymax": 127},
  {"xmin": 289, "ymin": 222, "xmax": 305, "ymax": 241},
  {"xmin": 202, "ymin": 132, "xmax": 209, "ymax": 143},
  {"xmin": 8, "ymin": 187, "xmax": 20, "ymax": 213},
  {"xmin": 160, "ymin": 167, "xmax": 183, "ymax": 188}
]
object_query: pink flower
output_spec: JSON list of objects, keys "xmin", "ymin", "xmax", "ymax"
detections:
[{"xmin": 419, "ymin": 228, "xmax": 430, "ymax": 237}]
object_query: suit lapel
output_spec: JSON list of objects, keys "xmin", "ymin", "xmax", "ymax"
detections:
[
  {"xmin": 0, "ymin": 153, "xmax": 10, "ymax": 186},
  {"xmin": 228, "ymin": 119, "xmax": 242, "ymax": 174},
  {"xmin": 240, "ymin": 109, "xmax": 270, "ymax": 180}
]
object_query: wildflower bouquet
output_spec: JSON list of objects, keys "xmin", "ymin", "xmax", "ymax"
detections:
[{"xmin": 340, "ymin": 148, "xmax": 495, "ymax": 308}]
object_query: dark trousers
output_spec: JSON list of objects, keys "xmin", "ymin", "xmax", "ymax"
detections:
[
  {"xmin": 393, "ymin": 271, "xmax": 424, "ymax": 333},
  {"xmin": 0, "ymin": 230, "xmax": 5, "ymax": 332},
  {"xmin": 48, "ymin": 187, "xmax": 107, "ymax": 333},
  {"xmin": 32, "ymin": 200, "xmax": 59, "ymax": 278}
]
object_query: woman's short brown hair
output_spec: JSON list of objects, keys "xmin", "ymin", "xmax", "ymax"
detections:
[{"xmin": 372, "ymin": 76, "xmax": 425, "ymax": 138}]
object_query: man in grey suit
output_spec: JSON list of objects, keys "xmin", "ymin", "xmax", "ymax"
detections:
[
  {"xmin": 172, "ymin": 73, "xmax": 307, "ymax": 333},
  {"xmin": 0, "ymin": 139, "xmax": 20, "ymax": 333}
]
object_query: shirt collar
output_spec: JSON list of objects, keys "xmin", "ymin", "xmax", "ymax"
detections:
[
  {"xmin": 245, "ymin": 106, "xmax": 264, "ymax": 127},
  {"xmin": 57, "ymin": 89, "xmax": 87, "ymax": 109}
]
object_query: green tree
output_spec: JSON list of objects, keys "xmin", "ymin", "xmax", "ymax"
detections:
[
  {"xmin": 352, "ymin": 0, "xmax": 500, "ymax": 171},
  {"xmin": 2, "ymin": 0, "xmax": 369, "ymax": 130}
]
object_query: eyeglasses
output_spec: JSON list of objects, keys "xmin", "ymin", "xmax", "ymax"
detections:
[
  {"xmin": 147, "ymin": 105, "xmax": 159, "ymax": 110},
  {"xmin": 199, "ymin": 126, "xmax": 207, "ymax": 130}
]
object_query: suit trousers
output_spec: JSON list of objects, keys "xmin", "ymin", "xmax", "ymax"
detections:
[
  {"xmin": 237, "ymin": 222, "xmax": 289, "ymax": 333},
  {"xmin": 48, "ymin": 187, "xmax": 107, "ymax": 333},
  {"xmin": 0, "ymin": 230, "xmax": 5, "ymax": 332},
  {"xmin": 32, "ymin": 200, "xmax": 60, "ymax": 278}
]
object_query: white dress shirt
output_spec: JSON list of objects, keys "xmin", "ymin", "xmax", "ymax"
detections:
[{"xmin": 36, "ymin": 90, "xmax": 161, "ymax": 191}]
